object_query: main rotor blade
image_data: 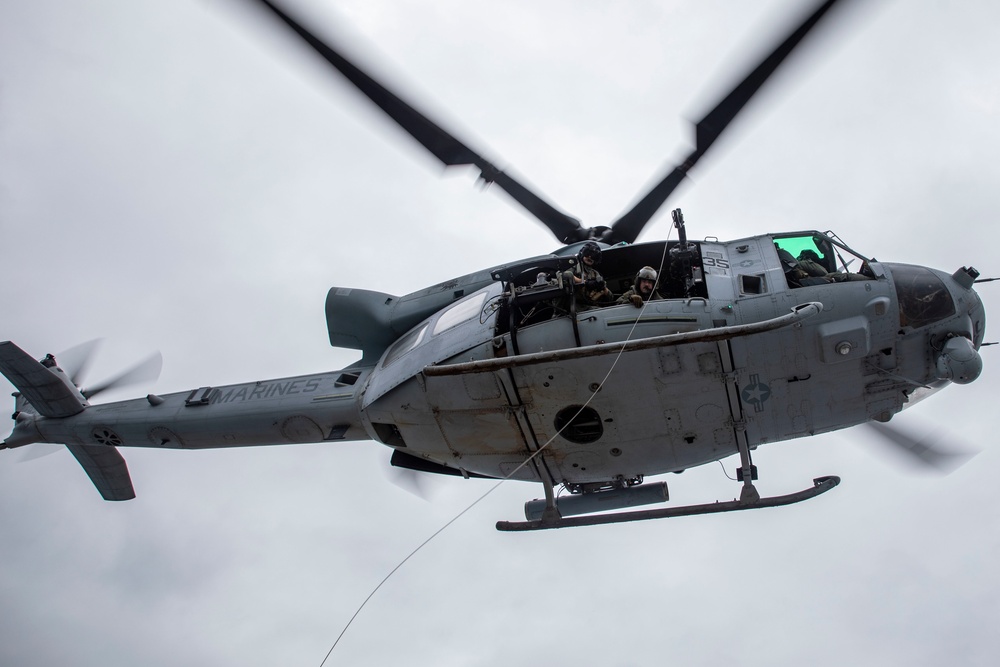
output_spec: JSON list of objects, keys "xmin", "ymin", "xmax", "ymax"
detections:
[
  {"xmin": 604, "ymin": 0, "xmax": 847, "ymax": 244},
  {"xmin": 385, "ymin": 464, "xmax": 434, "ymax": 501},
  {"xmin": 252, "ymin": 0, "xmax": 585, "ymax": 244},
  {"xmin": 866, "ymin": 421, "xmax": 976, "ymax": 473}
]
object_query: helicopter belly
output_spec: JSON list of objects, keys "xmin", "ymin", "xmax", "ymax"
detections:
[
  {"xmin": 423, "ymin": 367, "xmax": 541, "ymax": 481},
  {"xmin": 381, "ymin": 342, "xmax": 741, "ymax": 483},
  {"xmin": 364, "ymin": 365, "xmax": 541, "ymax": 481},
  {"xmin": 510, "ymin": 341, "xmax": 741, "ymax": 483},
  {"xmin": 365, "ymin": 337, "xmax": 743, "ymax": 483}
]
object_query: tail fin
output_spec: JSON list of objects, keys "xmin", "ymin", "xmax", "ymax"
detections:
[
  {"xmin": 65, "ymin": 444, "xmax": 136, "ymax": 501},
  {"xmin": 1, "ymin": 341, "xmax": 134, "ymax": 501}
]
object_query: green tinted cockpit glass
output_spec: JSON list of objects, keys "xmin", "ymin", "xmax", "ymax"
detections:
[
  {"xmin": 774, "ymin": 234, "xmax": 835, "ymax": 272},
  {"xmin": 774, "ymin": 233, "xmax": 871, "ymax": 275}
]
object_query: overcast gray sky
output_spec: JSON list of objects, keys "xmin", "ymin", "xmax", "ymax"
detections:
[{"xmin": 2, "ymin": 1, "xmax": 999, "ymax": 665}]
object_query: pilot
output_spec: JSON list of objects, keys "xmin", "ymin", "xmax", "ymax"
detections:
[
  {"xmin": 796, "ymin": 249, "xmax": 829, "ymax": 278},
  {"xmin": 796, "ymin": 248, "xmax": 871, "ymax": 284},
  {"xmin": 563, "ymin": 241, "xmax": 612, "ymax": 310},
  {"xmin": 617, "ymin": 266, "xmax": 663, "ymax": 308},
  {"xmin": 777, "ymin": 245, "xmax": 825, "ymax": 287}
]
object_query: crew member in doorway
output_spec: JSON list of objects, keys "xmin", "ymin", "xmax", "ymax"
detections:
[
  {"xmin": 564, "ymin": 241, "xmax": 612, "ymax": 310},
  {"xmin": 617, "ymin": 266, "xmax": 663, "ymax": 308}
]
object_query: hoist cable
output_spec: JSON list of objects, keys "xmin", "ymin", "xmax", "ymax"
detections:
[{"xmin": 320, "ymin": 233, "xmax": 675, "ymax": 665}]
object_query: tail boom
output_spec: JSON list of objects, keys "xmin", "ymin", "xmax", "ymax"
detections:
[
  {"xmin": 23, "ymin": 370, "xmax": 369, "ymax": 452},
  {"xmin": 3, "ymin": 340, "xmax": 370, "ymax": 500}
]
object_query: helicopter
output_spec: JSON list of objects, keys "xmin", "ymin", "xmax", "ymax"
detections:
[{"xmin": 0, "ymin": 0, "xmax": 989, "ymax": 532}]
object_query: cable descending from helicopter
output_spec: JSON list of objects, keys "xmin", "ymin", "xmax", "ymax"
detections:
[{"xmin": 322, "ymin": 226, "xmax": 686, "ymax": 662}]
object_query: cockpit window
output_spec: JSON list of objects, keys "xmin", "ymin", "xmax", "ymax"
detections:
[
  {"xmin": 774, "ymin": 233, "xmax": 874, "ymax": 287},
  {"xmin": 775, "ymin": 235, "xmax": 834, "ymax": 270},
  {"xmin": 890, "ymin": 265, "xmax": 956, "ymax": 329},
  {"xmin": 433, "ymin": 290, "xmax": 489, "ymax": 336}
]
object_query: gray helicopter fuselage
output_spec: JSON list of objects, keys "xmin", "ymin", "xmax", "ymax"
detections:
[
  {"xmin": 9, "ymin": 230, "xmax": 985, "ymax": 494},
  {"xmin": 357, "ymin": 230, "xmax": 985, "ymax": 485}
]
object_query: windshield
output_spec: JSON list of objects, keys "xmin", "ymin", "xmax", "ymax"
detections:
[{"xmin": 888, "ymin": 264, "xmax": 957, "ymax": 329}]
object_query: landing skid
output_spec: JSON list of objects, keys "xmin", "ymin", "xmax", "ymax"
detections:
[{"xmin": 496, "ymin": 476, "xmax": 840, "ymax": 532}]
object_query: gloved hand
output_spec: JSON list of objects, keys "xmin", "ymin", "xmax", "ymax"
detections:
[
  {"xmin": 630, "ymin": 294, "xmax": 643, "ymax": 308},
  {"xmin": 584, "ymin": 277, "xmax": 605, "ymax": 290}
]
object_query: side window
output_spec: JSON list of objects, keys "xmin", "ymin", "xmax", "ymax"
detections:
[
  {"xmin": 774, "ymin": 234, "xmax": 873, "ymax": 288},
  {"xmin": 382, "ymin": 323, "xmax": 428, "ymax": 367},
  {"xmin": 432, "ymin": 290, "xmax": 488, "ymax": 336},
  {"xmin": 739, "ymin": 273, "xmax": 767, "ymax": 295}
]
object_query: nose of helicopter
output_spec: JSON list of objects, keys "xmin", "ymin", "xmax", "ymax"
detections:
[
  {"xmin": 884, "ymin": 262, "xmax": 986, "ymax": 385},
  {"xmin": 944, "ymin": 268, "xmax": 986, "ymax": 384}
]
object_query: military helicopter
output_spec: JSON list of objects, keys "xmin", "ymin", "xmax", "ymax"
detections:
[{"xmin": 0, "ymin": 0, "xmax": 989, "ymax": 531}]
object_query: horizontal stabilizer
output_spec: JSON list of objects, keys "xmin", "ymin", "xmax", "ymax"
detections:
[
  {"xmin": 66, "ymin": 444, "xmax": 136, "ymax": 501},
  {"xmin": 0, "ymin": 341, "xmax": 87, "ymax": 418}
]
